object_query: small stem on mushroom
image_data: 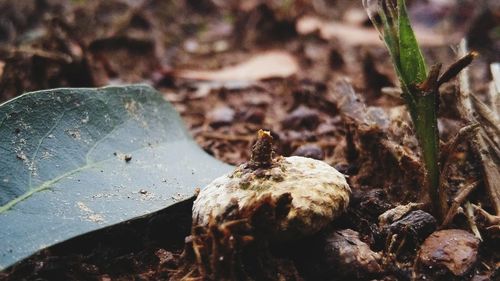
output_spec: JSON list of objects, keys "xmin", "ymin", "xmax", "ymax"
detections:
[{"xmin": 249, "ymin": 130, "xmax": 274, "ymax": 169}]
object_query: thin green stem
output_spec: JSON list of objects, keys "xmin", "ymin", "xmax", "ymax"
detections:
[{"xmin": 414, "ymin": 94, "xmax": 441, "ymax": 219}]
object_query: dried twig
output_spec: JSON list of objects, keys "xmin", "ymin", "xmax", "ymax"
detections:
[
  {"xmin": 490, "ymin": 63, "xmax": 500, "ymax": 114},
  {"xmin": 437, "ymin": 52, "xmax": 478, "ymax": 87},
  {"xmin": 470, "ymin": 94, "xmax": 500, "ymax": 137},
  {"xmin": 438, "ymin": 123, "xmax": 480, "ymax": 216},
  {"xmin": 464, "ymin": 201, "xmax": 482, "ymax": 241},
  {"xmin": 107, "ymin": 0, "xmax": 151, "ymax": 36},
  {"xmin": 480, "ymin": 131, "xmax": 500, "ymax": 160},
  {"xmin": 489, "ymin": 82, "xmax": 498, "ymax": 116},
  {"xmin": 2, "ymin": 46, "xmax": 73, "ymax": 63},
  {"xmin": 473, "ymin": 204, "xmax": 500, "ymax": 225},
  {"xmin": 441, "ymin": 181, "xmax": 480, "ymax": 227},
  {"xmin": 491, "ymin": 63, "xmax": 500, "ymax": 93},
  {"xmin": 381, "ymin": 87, "xmax": 403, "ymax": 99},
  {"xmin": 456, "ymin": 39, "xmax": 500, "ymax": 215},
  {"xmin": 440, "ymin": 123, "xmax": 480, "ymax": 173}
]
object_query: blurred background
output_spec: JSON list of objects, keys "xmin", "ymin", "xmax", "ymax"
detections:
[{"xmin": 0, "ymin": 0, "xmax": 498, "ymax": 164}]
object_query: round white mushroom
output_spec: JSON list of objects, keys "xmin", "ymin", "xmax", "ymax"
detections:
[{"xmin": 192, "ymin": 130, "xmax": 351, "ymax": 239}]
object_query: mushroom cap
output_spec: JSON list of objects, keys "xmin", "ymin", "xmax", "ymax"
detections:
[{"xmin": 192, "ymin": 156, "xmax": 351, "ymax": 238}]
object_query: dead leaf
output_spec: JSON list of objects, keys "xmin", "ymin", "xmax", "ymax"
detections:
[
  {"xmin": 174, "ymin": 51, "xmax": 299, "ymax": 81},
  {"xmin": 296, "ymin": 16, "xmax": 448, "ymax": 47}
]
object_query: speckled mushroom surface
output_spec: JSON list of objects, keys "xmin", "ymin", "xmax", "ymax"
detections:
[{"xmin": 192, "ymin": 131, "xmax": 351, "ymax": 239}]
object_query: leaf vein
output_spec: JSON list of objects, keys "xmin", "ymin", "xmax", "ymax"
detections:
[
  {"xmin": 0, "ymin": 140, "xmax": 164, "ymax": 213},
  {"xmin": 28, "ymin": 111, "xmax": 67, "ymax": 189}
]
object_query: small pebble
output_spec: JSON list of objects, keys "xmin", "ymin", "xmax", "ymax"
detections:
[
  {"xmin": 242, "ymin": 108, "xmax": 265, "ymax": 124},
  {"xmin": 282, "ymin": 105, "xmax": 320, "ymax": 130},
  {"xmin": 416, "ymin": 229, "xmax": 479, "ymax": 278},
  {"xmin": 384, "ymin": 210, "xmax": 436, "ymax": 243},
  {"xmin": 208, "ymin": 106, "xmax": 235, "ymax": 128},
  {"xmin": 292, "ymin": 143, "xmax": 324, "ymax": 160},
  {"xmin": 323, "ymin": 229, "xmax": 382, "ymax": 278},
  {"xmin": 155, "ymin": 248, "xmax": 176, "ymax": 266}
]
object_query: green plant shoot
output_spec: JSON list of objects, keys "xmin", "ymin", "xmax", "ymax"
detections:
[{"xmin": 363, "ymin": 0, "xmax": 441, "ymax": 218}]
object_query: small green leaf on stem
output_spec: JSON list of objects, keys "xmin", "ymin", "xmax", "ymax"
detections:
[{"xmin": 397, "ymin": 0, "xmax": 427, "ymax": 85}]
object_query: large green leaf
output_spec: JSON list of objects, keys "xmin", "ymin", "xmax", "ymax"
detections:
[{"xmin": 0, "ymin": 85, "xmax": 232, "ymax": 269}]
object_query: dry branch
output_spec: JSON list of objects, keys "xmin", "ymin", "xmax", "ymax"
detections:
[{"xmin": 456, "ymin": 39, "xmax": 500, "ymax": 215}]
